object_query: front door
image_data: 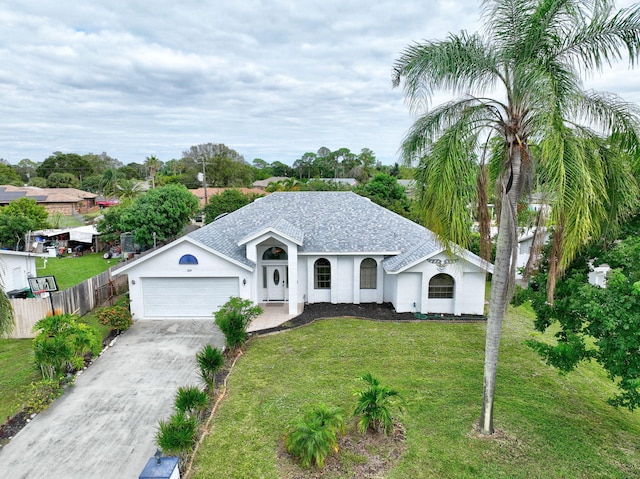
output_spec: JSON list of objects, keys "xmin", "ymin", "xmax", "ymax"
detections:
[{"xmin": 267, "ymin": 265, "xmax": 286, "ymax": 301}]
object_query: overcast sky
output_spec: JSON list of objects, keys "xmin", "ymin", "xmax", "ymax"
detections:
[{"xmin": 1, "ymin": 0, "xmax": 639, "ymax": 167}]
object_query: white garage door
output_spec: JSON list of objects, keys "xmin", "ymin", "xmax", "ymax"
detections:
[{"xmin": 142, "ymin": 277, "xmax": 239, "ymax": 318}]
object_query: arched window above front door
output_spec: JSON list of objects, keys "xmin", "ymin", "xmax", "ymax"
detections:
[
  {"xmin": 262, "ymin": 246, "xmax": 288, "ymax": 260},
  {"xmin": 428, "ymin": 274, "xmax": 454, "ymax": 298}
]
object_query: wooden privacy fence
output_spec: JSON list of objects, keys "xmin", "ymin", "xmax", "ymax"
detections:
[{"xmin": 9, "ymin": 266, "xmax": 129, "ymax": 339}]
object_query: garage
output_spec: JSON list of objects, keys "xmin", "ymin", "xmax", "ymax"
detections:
[{"xmin": 141, "ymin": 277, "xmax": 239, "ymax": 318}]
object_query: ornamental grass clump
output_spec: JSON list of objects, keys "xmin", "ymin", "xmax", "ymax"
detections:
[
  {"xmin": 196, "ymin": 344, "xmax": 224, "ymax": 390},
  {"xmin": 157, "ymin": 410, "xmax": 198, "ymax": 464},
  {"xmin": 284, "ymin": 404, "xmax": 345, "ymax": 469},
  {"xmin": 32, "ymin": 314, "xmax": 101, "ymax": 379},
  {"xmin": 174, "ymin": 385, "xmax": 208, "ymax": 422}
]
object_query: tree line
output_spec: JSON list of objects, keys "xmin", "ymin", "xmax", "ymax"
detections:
[{"xmin": 0, "ymin": 145, "xmax": 409, "ymax": 198}]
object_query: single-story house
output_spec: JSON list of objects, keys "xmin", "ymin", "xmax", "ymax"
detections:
[
  {"xmin": 0, "ymin": 250, "xmax": 41, "ymax": 296},
  {"xmin": 0, "ymin": 186, "xmax": 98, "ymax": 215},
  {"xmin": 189, "ymin": 187, "xmax": 266, "ymax": 208},
  {"xmin": 252, "ymin": 177, "xmax": 290, "ymax": 189},
  {"xmin": 115, "ymin": 192, "xmax": 493, "ymax": 320},
  {"xmin": 515, "ymin": 227, "xmax": 551, "ymax": 280}
]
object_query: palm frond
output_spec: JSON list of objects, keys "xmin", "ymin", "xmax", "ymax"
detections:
[
  {"xmin": 393, "ymin": 32, "xmax": 501, "ymax": 112},
  {"xmin": 560, "ymin": 3, "xmax": 640, "ymax": 70}
]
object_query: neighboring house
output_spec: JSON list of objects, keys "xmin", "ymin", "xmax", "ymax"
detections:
[
  {"xmin": 0, "ymin": 250, "xmax": 40, "ymax": 296},
  {"xmin": 315, "ymin": 178, "xmax": 357, "ymax": 187},
  {"xmin": 588, "ymin": 261, "xmax": 610, "ymax": 287},
  {"xmin": 397, "ymin": 179, "xmax": 417, "ymax": 197},
  {"xmin": 0, "ymin": 186, "xmax": 98, "ymax": 215},
  {"xmin": 189, "ymin": 187, "xmax": 266, "ymax": 208},
  {"xmin": 252, "ymin": 177, "xmax": 290, "ymax": 189},
  {"xmin": 115, "ymin": 192, "xmax": 492, "ymax": 320},
  {"xmin": 515, "ymin": 228, "xmax": 550, "ymax": 280},
  {"xmin": 252, "ymin": 177, "xmax": 357, "ymax": 190}
]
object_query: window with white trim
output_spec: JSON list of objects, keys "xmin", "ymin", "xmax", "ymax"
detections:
[
  {"xmin": 314, "ymin": 258, "xmax": 331, "ymax": 289},
  {"xmin": 428, "ymin": 274, "xmax": 454, "ymax": 298}
]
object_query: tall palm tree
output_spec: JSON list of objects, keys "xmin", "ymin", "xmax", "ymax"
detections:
[
  {"xmin": 114, "ymin": 178, "xmax": 145, "ymax": 202},
  {"xmin": 144, "ymin": 155, "xmax": 162, "ymax": 189},
  {"xmin": 393, "ymin": 0, "xmax": 640, "ymax": 435}
]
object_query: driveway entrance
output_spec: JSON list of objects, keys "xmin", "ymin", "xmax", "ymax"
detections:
[{"xmin": 0, "ymin": 319, "xmax": 223, "ymax": 479}]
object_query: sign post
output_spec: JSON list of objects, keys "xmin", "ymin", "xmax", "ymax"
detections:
[{"xmin": 28, "ymin": 276, "xmax": 59, "ymax": 316}]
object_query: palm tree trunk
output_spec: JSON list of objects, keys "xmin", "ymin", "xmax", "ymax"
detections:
[
  {"xmin": 477, "ymin": 164, "xmax": 493, "ymax": 262},
  {"xmin": 480, "ymin": 144, "xmax": 522, "ymax": 435},
  {"xmin": 546, "ymin": 223, "xmax": 563, "ymax": 304},
  {"xmin": 522, "ymin": 207, "xmax": 547, "ymax": 283}
]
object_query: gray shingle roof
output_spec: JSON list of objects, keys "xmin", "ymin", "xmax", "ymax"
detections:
[
  {"xmin": 239, "ymin": 218, "xmax": 305, "ymax": 246},
  {"xmin": 188, "ymin": 192, "xmax": 449, "ymax": 271}
]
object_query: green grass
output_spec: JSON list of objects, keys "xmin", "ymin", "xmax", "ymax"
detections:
[
  {"xmin": 36, "ymin": 253, "xmax": 114, "ymax": 290},
  {"xmin": 0, "ymin": 302, "xmax": 119, "ymax": 421},
  {"xmin": 190, "ymin": 305, "xmax": 640, "ymax": 478},
  {"xmin": 48, "ymin": 215, "xmax": 84, "ymax": 228},
  {"xmin": 0, "ymin": 339, "xmax": 39, "ymax": 419},
  {"xmin": 82, "ymin": 210, "xmax": 104, "ymax": 222}
]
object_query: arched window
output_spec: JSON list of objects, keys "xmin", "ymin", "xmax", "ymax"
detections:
[
  {"xmin": 360, "ymin": 258, "xmax": 377, "ymax": 289},
  {"xmin": 314, "ymin": 258, "xmax": 331, "ymax": 289},
  {"xmin": 178, "ymin": 254, "xmax": 198, "ymax": 265},
  {"xmin": 428, "ymin": 274, "xmax": 454, "ymax": 298},
  {"xmin": 262, "ymin": 246, "xmax": 288, "ymax": 260}
]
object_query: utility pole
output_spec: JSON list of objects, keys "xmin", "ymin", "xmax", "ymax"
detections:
[{"xmin": 201, "ymin": 157, "xmax": 208, "ymax": 205}]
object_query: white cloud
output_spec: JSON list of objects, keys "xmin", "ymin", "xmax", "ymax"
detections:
[{"xmin": 0, "ymin": 0, "xmax": 638, "ymax": 167}]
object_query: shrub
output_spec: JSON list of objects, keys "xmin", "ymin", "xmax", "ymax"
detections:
[
  {"xmin": 196, "ymin": 344, "xmax": 224, "ymax": 390},
  {"xmin": 285, "ymin": 404, "xmax": 345, "ymax": 469},
  {"xmin": 33, "ymin": 314, "xmax": 102, "ymax": 379},
  {"xmin": 353, "ymin": 373, "xmax": 400, "ymax": 435},
  {"xmin": 175, "ymin": 385, "xmax": 208, "ymax": 421},
  {"xmin": 157, "ymin": 410, "xmax": 198, "ymax": 463},
  {"xmin": 20, "ymin": 377, "xmax": 65, "ymax": 414},
  {"xmin": 214, "ymin": 297, "xmax": 262, "ymax": 349},
  {"xmin": 96, "ymin": 305, "xmax": 133, "ymax": 332}
]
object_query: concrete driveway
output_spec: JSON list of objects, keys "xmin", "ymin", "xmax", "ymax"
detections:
[{"xmin": 0, "ymin": 319, "xmax": 223, "ymax": 479}]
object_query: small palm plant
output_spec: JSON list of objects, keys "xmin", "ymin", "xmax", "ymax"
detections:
[
  {"xmin": 174, "ymin": 385, "xmax": 208, "ymax": 422},
  {"xmin": 156, "ymin": 410, "xmax": 198, "ymax": 464},
  {"xmin": 195, "ymin": 344, "xmax": 224, "ymax": 390},
  {"xmin": 353, "ymin": 373, "xmax": 400, "ymax": 435},
  {"xmin": 285, "ymin": 404, "xmax": 345, "ymax": 469}
]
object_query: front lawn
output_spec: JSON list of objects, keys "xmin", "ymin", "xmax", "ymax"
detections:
[
  {"xmin": 0, "ymin": 339, "xmax": 39, "ymax": 420},
  {"xmin": 189, "ymin": 305, "xmax": 640, "ymax": 478},
  {"xmin": 36, "ymin": 253, "xmax": 115, "ymax": 290}
]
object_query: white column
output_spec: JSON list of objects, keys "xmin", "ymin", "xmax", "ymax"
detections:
[{"xmin": 288, "ymin": 244, "xmax": 298, "ymax": 314}]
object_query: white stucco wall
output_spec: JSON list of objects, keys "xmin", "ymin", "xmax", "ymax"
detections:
[
  {"xmin": 118, "ymin": 240, "xmax": 251, "ymax": 320},
  {"xmin": 336, "ymin": 256, "xmax": 354, "ymax": 303},
  {"xmin": 0, "ymin": 252, "xmax": 38, "ymax": 292},
  {"xmin": 455, "ymin": 271, "xmax": 487, "ymax": 315},
  {"xmin": 394, "ymin": 272, "xmax": 422, "ymax": 313},
  {"xmin": 392, "ymin": 253, "xmax": 488, "ymax": 316},
  {"xmin": 305, "ymin": 255, "xmax": 334, "ymax": 303}
]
